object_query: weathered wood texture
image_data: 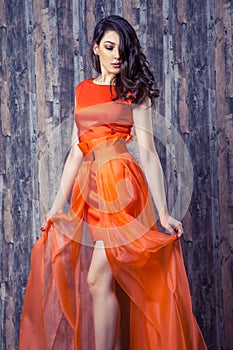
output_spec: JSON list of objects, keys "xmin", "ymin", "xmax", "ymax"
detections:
[{"xmin": 0, "ymin": 0, "xmax": 232, "ymax": 349}]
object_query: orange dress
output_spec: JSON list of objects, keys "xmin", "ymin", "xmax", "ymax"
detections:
[{"xmin": 19, "ymin": 78, "xmax": 207, "ymax": 349}]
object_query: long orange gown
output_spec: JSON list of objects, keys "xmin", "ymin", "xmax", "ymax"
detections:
[{"xmin": 19, "ymin": 78, "xmax": 207, "ymax": 349}]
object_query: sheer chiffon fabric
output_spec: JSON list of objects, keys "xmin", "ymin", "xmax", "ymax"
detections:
[{"xmin": 19, "ymin": 79, "xmax": 207, "ymax": 349}]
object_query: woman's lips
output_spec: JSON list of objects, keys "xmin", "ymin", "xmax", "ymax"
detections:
[{"xmin": 112, "ymin": 63, "xmax": 121, "ymax": 68}]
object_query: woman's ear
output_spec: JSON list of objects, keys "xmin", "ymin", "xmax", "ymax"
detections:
[{"xmin": 93, "ymin": 43, "xmax": 99, "ymax": 55}]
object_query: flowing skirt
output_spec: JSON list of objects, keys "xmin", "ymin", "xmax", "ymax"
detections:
[{"xmin": 19, "ymin": 139, "xmax": 207, "ymax": 350}]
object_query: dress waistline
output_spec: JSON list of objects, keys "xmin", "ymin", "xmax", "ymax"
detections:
[{"xmin": 83, "ymin": 143, "xmax": 128, "ymax": 161}]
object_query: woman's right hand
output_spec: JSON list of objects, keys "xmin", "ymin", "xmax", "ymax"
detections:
[{"xmin": 40, "ymin": 209, "xmax": 61, "ymax": 232}]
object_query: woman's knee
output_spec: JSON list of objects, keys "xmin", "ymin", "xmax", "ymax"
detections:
[
  {"xmin": 87, "ymin": 269, "xmax": 99, "ymax": 294},
  {"xmin": 87, "ymin": 241, "xmax": 114, "ymax": 296},
  {"xmin": 87, "ymin": 267, "xmax": 113, "ymax": 295}
]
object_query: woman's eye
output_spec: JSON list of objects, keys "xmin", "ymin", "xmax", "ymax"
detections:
[{"xmin": 105, "ymin": 46, "xmax": 114, "ymax": 50}]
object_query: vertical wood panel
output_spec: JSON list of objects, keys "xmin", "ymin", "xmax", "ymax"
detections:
[
  {"xmin": 0, "ymin": 0, "xmax": 232, "ymax": 349},
  {"xmin": 215, "ymin": 1, "xmax": 233, "ymax": 349}
]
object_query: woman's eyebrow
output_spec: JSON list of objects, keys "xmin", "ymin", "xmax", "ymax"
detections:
[{"xmin": 104, "ymin": 40, "xmax": 115, "ymax": 44}]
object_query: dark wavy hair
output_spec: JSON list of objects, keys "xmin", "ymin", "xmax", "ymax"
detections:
[{"xmin": 90, "ymin": 15, "xmax": 160, "ymax": 104}]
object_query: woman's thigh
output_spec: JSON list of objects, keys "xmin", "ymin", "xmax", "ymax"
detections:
[{"xmin": 87, "ymin": 240, "xmax": 114, "ymax": 292}]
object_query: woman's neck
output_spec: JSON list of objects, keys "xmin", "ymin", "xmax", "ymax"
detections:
[{"xmin": 93, "ymin": 74, "xmax": 115, "ymax": 85}]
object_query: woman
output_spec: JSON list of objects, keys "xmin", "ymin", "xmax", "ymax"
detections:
[{"xmin": 19, "ymin": 15, "xmax": 207, "ymax": 350}]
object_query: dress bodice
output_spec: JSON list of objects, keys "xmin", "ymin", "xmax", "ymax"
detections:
[{"xmin": 74, "ymin": 79, "xmax": 133, "ymax": 154}]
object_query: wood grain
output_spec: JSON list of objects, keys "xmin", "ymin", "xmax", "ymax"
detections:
[{"xmin": 0, "ymin": 0, "xmax": 232, "ymax": 349}]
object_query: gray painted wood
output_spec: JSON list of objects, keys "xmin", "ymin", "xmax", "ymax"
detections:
[{"xmin": 0, "ymin": 0, "xmax": 232, "ymax": 349}]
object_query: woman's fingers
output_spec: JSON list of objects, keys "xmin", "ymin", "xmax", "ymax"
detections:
[
  {"xmin": 161, "ymin": 216, "xmax": 184, "ymax": 239},
  {"xmin": 40, "ymin": 220, "xmax": 47, "ymax": 232},
  {"xmin": 172, "ymin": 222, "xmax": 184, "ymax": 238},
  {"xmin": 40, "ymin": 210, "xmax": 59, "ymax": 232},
  {"xmin": 40, "ymin": 215, "xmax": 49, "ymax": 232},
  {"xmin": 173, "ymin": 225, "xmax": 183, "ymax": 238}
]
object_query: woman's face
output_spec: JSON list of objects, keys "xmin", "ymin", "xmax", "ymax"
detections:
[{"xmin": 93, "ymin": 30, "xmax": 121, "ymax": 77}]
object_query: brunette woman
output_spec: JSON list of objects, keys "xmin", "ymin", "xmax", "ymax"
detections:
[{"xmin": 19, "ymin": 15, "xmax": 207, "ymax": 350}]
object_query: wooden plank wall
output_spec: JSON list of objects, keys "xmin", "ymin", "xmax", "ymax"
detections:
[{"xmin": 0, "ymin": 0, "xmax": 232, "ymax": 349}]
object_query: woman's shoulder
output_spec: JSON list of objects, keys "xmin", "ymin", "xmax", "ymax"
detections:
[{"xmin": 75, "ymin": 78, "xmax": 93, "ymax": 92}]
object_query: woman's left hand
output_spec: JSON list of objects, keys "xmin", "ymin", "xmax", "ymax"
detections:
[{"xmin": 160, "ymin": 214, "xmax": 184, "ymax": 239}]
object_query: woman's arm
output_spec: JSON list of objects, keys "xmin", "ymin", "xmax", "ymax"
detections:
[
  {"xmin": 42, "ymin": 122, "xmax": 83, "ymax": 226},
  {"xmin": 133, "ymin": 100, "xmax": 183, "ymax": 237}
]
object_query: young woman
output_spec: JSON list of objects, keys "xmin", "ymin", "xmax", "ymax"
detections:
[{"xmin": 19, "ymin": 15, "xmax": 207, "ymax": 350}]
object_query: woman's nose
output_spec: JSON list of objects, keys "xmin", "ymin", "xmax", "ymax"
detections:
[{"xmin": 114, "ymin": 47, "xmax": 120, "ymax": 59}]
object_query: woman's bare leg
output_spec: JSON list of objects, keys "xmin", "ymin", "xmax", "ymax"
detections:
[{"xmin": 87, "ymin": 240, "xmax": 120, "ymax": 350}]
